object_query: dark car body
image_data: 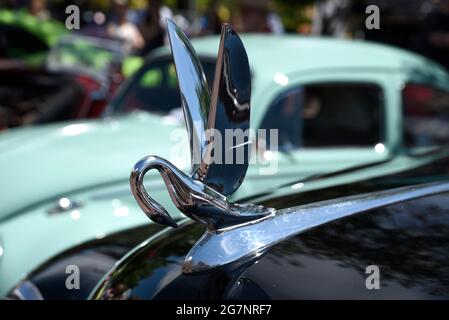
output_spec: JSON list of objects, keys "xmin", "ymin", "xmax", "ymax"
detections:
[
  {"xmin": 90, "ymin": 152, "xmax": 449, "ymax": 300},
  {"xmin": 0, "ymin": 66, "xmax": 84, "ymax": 129}
]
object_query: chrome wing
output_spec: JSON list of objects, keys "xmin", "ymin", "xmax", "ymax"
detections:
[{"xmin": 167, "ymin": 20, "xmax": 252, "ymax": 196}]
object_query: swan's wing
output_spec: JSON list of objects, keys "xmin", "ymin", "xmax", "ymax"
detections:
[
  {"xmin": 199, "ymin": 24, "xmax": 252, "ymax": 196},
  {"xmin": 166, "ymin": 19, "xmax": 211, "ymax": 177},
  {"xmin": 167, "ymin": 21, "xmax": 252, "ymax": 196}
]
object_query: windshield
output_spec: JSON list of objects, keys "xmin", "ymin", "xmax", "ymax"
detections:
[{"xmin": 110, "ymin": 57, "xmax": 216, "ymax": 116}]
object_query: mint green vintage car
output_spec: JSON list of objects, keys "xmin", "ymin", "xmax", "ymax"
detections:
[{"xmin": 1, "ymin": 34, "xmax": 449, "ymax": 299}]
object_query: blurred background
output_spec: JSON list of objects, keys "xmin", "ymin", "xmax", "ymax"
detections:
[
  {"xmin": 1, "ymin": 0, "xmax": 449, "ymax": 130},
  {"xmin": 2, "ymin": 0, "xmax": 449, "ymax": 66}
]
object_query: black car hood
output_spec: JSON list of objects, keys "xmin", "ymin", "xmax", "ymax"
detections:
[{"xmin": 90, "ymin": 154, "xmax": 449, "ymax": 300}]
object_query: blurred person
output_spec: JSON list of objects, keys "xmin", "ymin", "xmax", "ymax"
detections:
[
  {"xmin": 139, "ymin": 0, "xmax": 173, "ymax": 54},
  {"xmin": 238, "ymin": 0, "xmax": 270, "ymax": 33},
  {"xmin": 80, "ymin": 11, "xmax": 109, "ymax": 38},
  {"xmin": 311, "ymin": 0, "xmax": 352, "ymax": 37},
  {"xmin": 107, "ymin": 0, "xmax": 145, "ymax": 54},
  {"xmin": 234, "ymin": 0, "xmax": 284, "ymax": 33},
  {"xmin": 267, "ymin": 12, "xmax": 285, "ymax": 34},
  {"xmin": 416, "ymin": 0, "xmax": 449, "ymax": 70},
  {"xmin": 29, "ymin": 0, "xmax": 50, "ymax": 21},
  {"xmin": 195, "ymin": 1, "xmax": 222, "ymax": 36},
  {"xmin": 172, "ymin": 13, "xmax": 191, "ymax": 34},
  {"xmin": 260, "ymin": 87, "xmax": 304, "ymax": 151}
]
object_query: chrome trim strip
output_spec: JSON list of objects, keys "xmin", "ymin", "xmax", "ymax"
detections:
[{"xmin": 182, "ymin": 181, "xmax": 449, "ymax": 274}]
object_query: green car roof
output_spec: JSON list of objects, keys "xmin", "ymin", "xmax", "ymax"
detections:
[{"xmin": 152, "ymin": 34, "xmax": 449, "ymax": 89}]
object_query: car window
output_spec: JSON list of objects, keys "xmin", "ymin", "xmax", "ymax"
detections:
[
  {"xmin": 112, "ymin": 57, "xmax": 216, "ymax": 116},
  {"xmin": 403, "ymin": 84, "xmax": 449, "ymax": 149},
  {"xmin": 259, "ymin": 83, "xmax": 384, "ymax": 151}
]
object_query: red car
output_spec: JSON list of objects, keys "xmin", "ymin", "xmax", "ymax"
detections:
[{"xmin": 0, "ymin": 35, "xmax": 126, "ymax": 130}]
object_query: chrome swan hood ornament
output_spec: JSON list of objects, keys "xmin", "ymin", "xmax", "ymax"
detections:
[
  {"xmin": 131, "ymin": 20, "xmax": 274, "ymax": 230},
  {"xmin": 131, "ymin": 20, "xmax": 449, "ymax": 275}
]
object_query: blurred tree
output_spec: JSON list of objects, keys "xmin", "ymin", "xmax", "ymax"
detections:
[
  {"xmin": 189, "ymin": 0, "xmax": 316, "ymax": 33},
  {"xmin": 2, "ymin": 0, "xmax": 317, "ymax": 33},
  {"xmin": 274, "ymin": 0, "xmax": 315, "ymax": 32}
]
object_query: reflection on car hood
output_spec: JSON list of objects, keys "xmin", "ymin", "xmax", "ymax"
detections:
[{"xmin": 0, "ymin": 111, "xmax": 187, "ymax": 221}]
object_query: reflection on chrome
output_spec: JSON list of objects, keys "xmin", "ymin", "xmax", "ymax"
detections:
[
  {"xmin": 131, "ymin": 155, "xmax": 274, "ymax": 230},
  {"xmin": 130, "ymin": 21, "xmax": 449, "ymax": 275},
  {"xmin": 166, "ymin": 19, "xmax": 211, "ymax": 180},
  {"xmin": 131, "ymin": 20, "xmax": 272, "ymax": 230},
  {"xmin": 167, "ymin": 20, "xmax": 253, "ymax": 196}
]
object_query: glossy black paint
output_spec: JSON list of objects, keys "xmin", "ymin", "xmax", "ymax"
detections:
[
  {"xmin": 92, "ymin": 155, "xmax": 449, "ymax": 300},
  {"xmin": 9, "ymin": 224, "xmax": 165, "ymax": 300},
  {"xmin": 91, "ymin": 222, "xmax": 259, "ymax": 300},
  {"xmin": 238, "ymin": 192, "xmax": 449, "ymax": 299}
]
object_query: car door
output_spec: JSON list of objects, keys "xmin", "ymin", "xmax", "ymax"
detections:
[{"xmin": 237, "ymin": 71, "xmax": 397, "ymax": 198}]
